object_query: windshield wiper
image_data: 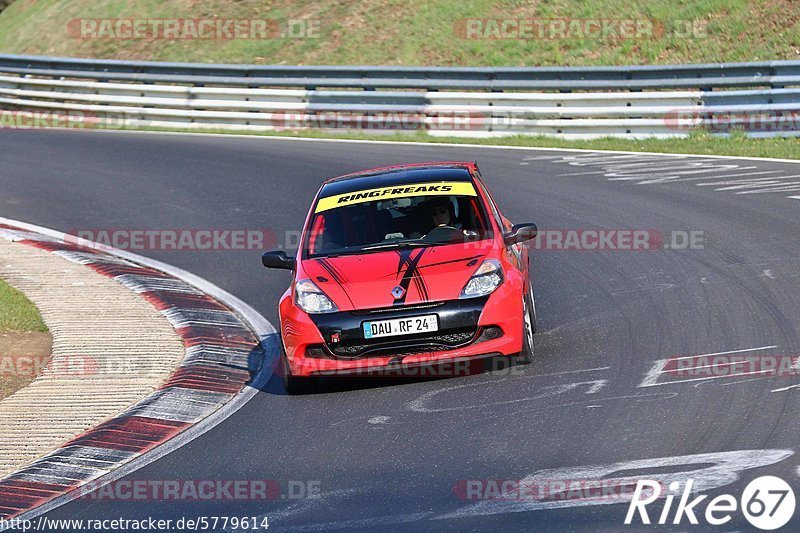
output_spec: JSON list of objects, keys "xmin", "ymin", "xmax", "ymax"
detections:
[
  {"xmin": 314, "ymin": 240, "xmax": 432, "ymax": 258},
  {"xmin": 359, "ymin": 240, "xmax": 430, "ymax": 251}
]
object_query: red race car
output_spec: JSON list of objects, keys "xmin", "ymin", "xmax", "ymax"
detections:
[{"xmin": 262, "ymin": 161, "xmax": 538, "ymax": 393}]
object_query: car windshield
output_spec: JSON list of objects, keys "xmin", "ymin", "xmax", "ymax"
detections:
[{"xmin": 305, "ymin": 184, "xmax": 491, "ymax": 258}]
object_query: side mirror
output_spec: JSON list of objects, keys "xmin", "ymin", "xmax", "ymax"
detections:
[
  {"xmin": 261, "ymin": 250, "xmax": 296, "ymax": 270},
  {"xmin": 503, "ymin": 223, "xmax": 538, "ymax": 246}
]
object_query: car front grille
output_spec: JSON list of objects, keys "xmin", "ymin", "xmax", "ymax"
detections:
[
  {"xmin": 330, "ymin": 329, "xmax": 475, "ymax": 358},
  {"xmin": 308, "ymin": 325, "xmax": 503, "ymax": 360},
  {"xmin": 329, "ymin": 328, "xmax": 477, "ymax": 359},
  {"xmin": 350, "ymin": 302, "xmax": 445, "ymax": 316}
]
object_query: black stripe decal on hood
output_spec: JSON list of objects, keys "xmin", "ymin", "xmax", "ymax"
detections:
[
  {"xmin": 316, "ymin": 258, "xmax": 355, "ymax": 308},
  {"xmin": 418, "ymin": 254, "xmax": 484, "ymax": 270},
  {"xmin": 393, "ymin": 248, "xmax": 428, "ymax": 306},
  {"xmin": 317, "ymin": 258, "xmax": 343, "ymax": 285}
]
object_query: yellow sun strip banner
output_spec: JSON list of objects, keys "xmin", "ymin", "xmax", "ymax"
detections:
[{"xmin": 315, "ymin": 182, "xmax": 477, "ymax": 213}]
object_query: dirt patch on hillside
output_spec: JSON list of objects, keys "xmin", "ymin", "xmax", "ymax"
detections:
[{"xmin": 0, "ymin": 331, "xmax": 52, "ymax": 400}]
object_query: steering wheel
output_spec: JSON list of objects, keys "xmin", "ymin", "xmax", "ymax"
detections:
[{"xmin": 421, "ymin": 225, "xmax": 462, "ymax": 242}]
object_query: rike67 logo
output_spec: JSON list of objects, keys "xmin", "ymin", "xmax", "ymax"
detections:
[{"xmin": 626, "ymin": 476, "xmax": 795, "ymax": 530}]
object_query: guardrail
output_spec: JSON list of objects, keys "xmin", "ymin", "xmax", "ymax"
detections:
[{"xmin": 1, "ymin": 54, "xmax": 799, "ymax": 138}]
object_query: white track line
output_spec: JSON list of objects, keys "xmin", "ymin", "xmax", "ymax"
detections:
[
  {"xmin": 771, "ymin": 384, "xmax": 800, "ymax": 393},
  {"xmin": 533, "ymin": 366, "xmax": 611, "ymax": 377},
  {"xmin": 669, "ymin": 345, "xmax": 778, "ymax": 361},
  {"xmin": 638, "ymin": 345, "xmax": 779, "ymax": 388},
  {"xmin": 694, "ymin": 171, "xmax": 786, "ymax": 185},
  {"xmin": 647, "ymin": 369, "xmax": 779, "ymax": 386}
]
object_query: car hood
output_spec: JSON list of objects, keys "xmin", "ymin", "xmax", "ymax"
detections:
[{"xmin": 300, "ymin": 241, "xmax": 494, "ymax": 311}]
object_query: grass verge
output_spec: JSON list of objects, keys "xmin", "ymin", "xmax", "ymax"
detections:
[
  {"xmin": 0, "ymin": 0, "xmax": 798, "ymax": 66},
  {"xmin": 117, "ymin": 126, "xmax": 800, "ymax": 161},
  {"xmin": 0, "ymin": 276, "xmax": 51, "ymax": 399},
  {"xmin": 0, "ymin": 277, "xmax": 48, "ymax": 333}
]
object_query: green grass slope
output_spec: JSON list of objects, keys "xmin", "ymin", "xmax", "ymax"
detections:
[
  {"xmin": 0, "ymin": 277, "xmax": 47, "ymax": 333},
  {"xmin": 0, "ymin": 0, "xmax": 798, "ymax": 65}
]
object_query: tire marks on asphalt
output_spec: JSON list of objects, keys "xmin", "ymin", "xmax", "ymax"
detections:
[{"xmin": 523, "ymin": 153, "xmax": 800, "ymax": 198}]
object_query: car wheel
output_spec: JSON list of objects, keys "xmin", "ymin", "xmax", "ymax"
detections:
[
  {"xmin": 282, "ymin": 350, "xmax": 310, "ymax": 394},
  {"xmin": 518, "ymin": 286, "xmax": 535, "ymax": 364},
  {"xmin": 528, "ymin": 284, "xmax": 537, "ymax": 334}
]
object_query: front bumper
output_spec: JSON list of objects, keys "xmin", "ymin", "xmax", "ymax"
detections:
[
  {"xmin": 309, "ymin": 297, "xmax": 489, "ymax": 359},
  {"xmin": 280, "ymin": 280, "xmax": 525, "ymax": 377}
]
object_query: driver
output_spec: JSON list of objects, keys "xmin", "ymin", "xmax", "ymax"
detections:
[
  {"xmin": 408, "ymin": 197, "xmax": 462, "ymax": 239},
  {"xmin": 426, "ymin": 196, "xmax": 458, "ymax": 229}
]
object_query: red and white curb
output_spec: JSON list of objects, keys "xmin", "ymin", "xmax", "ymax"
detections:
[{"xmin": 0, "ymin": 218, "xmax": 279, "ymax": 526}]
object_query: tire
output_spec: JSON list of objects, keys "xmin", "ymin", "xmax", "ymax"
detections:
[
  {"xmin": 518, "ymin": 285, "xmax": 536, "ymax": 364},
  {"xmin": 282, "ymin": 350, "xmax": 311, "ymax": 394},
  {"xmin": 528, "ymin": 284, "xmax": 538, "ymax": 334}
]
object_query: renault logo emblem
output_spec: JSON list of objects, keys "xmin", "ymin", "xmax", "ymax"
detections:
[{"xmin": 391, "ymin": 286, "xmax": 406, "ymax": 299}]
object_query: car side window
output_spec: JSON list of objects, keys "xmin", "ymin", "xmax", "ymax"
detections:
[{"xmin": 475, "ymin": 178, "xmax": 508, "ymax": 232}]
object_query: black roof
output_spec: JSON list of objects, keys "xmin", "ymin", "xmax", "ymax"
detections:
[{"xmin": 319, "ymin": 166, "xmax": 473, "ymax": 198}]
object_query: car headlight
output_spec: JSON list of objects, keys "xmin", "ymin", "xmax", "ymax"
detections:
[
  {"xmin": 295, "ymin": 279, "xmax": 338, "ymax": 314},
  {"xmin": 460, "ymin": 259, "xmax": 503, "ymax": 299}
]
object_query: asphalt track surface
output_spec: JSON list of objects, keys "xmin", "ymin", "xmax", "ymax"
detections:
[{"xmin": 2, "ymin": 130, "xmax": 800, "ymax": 531}]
